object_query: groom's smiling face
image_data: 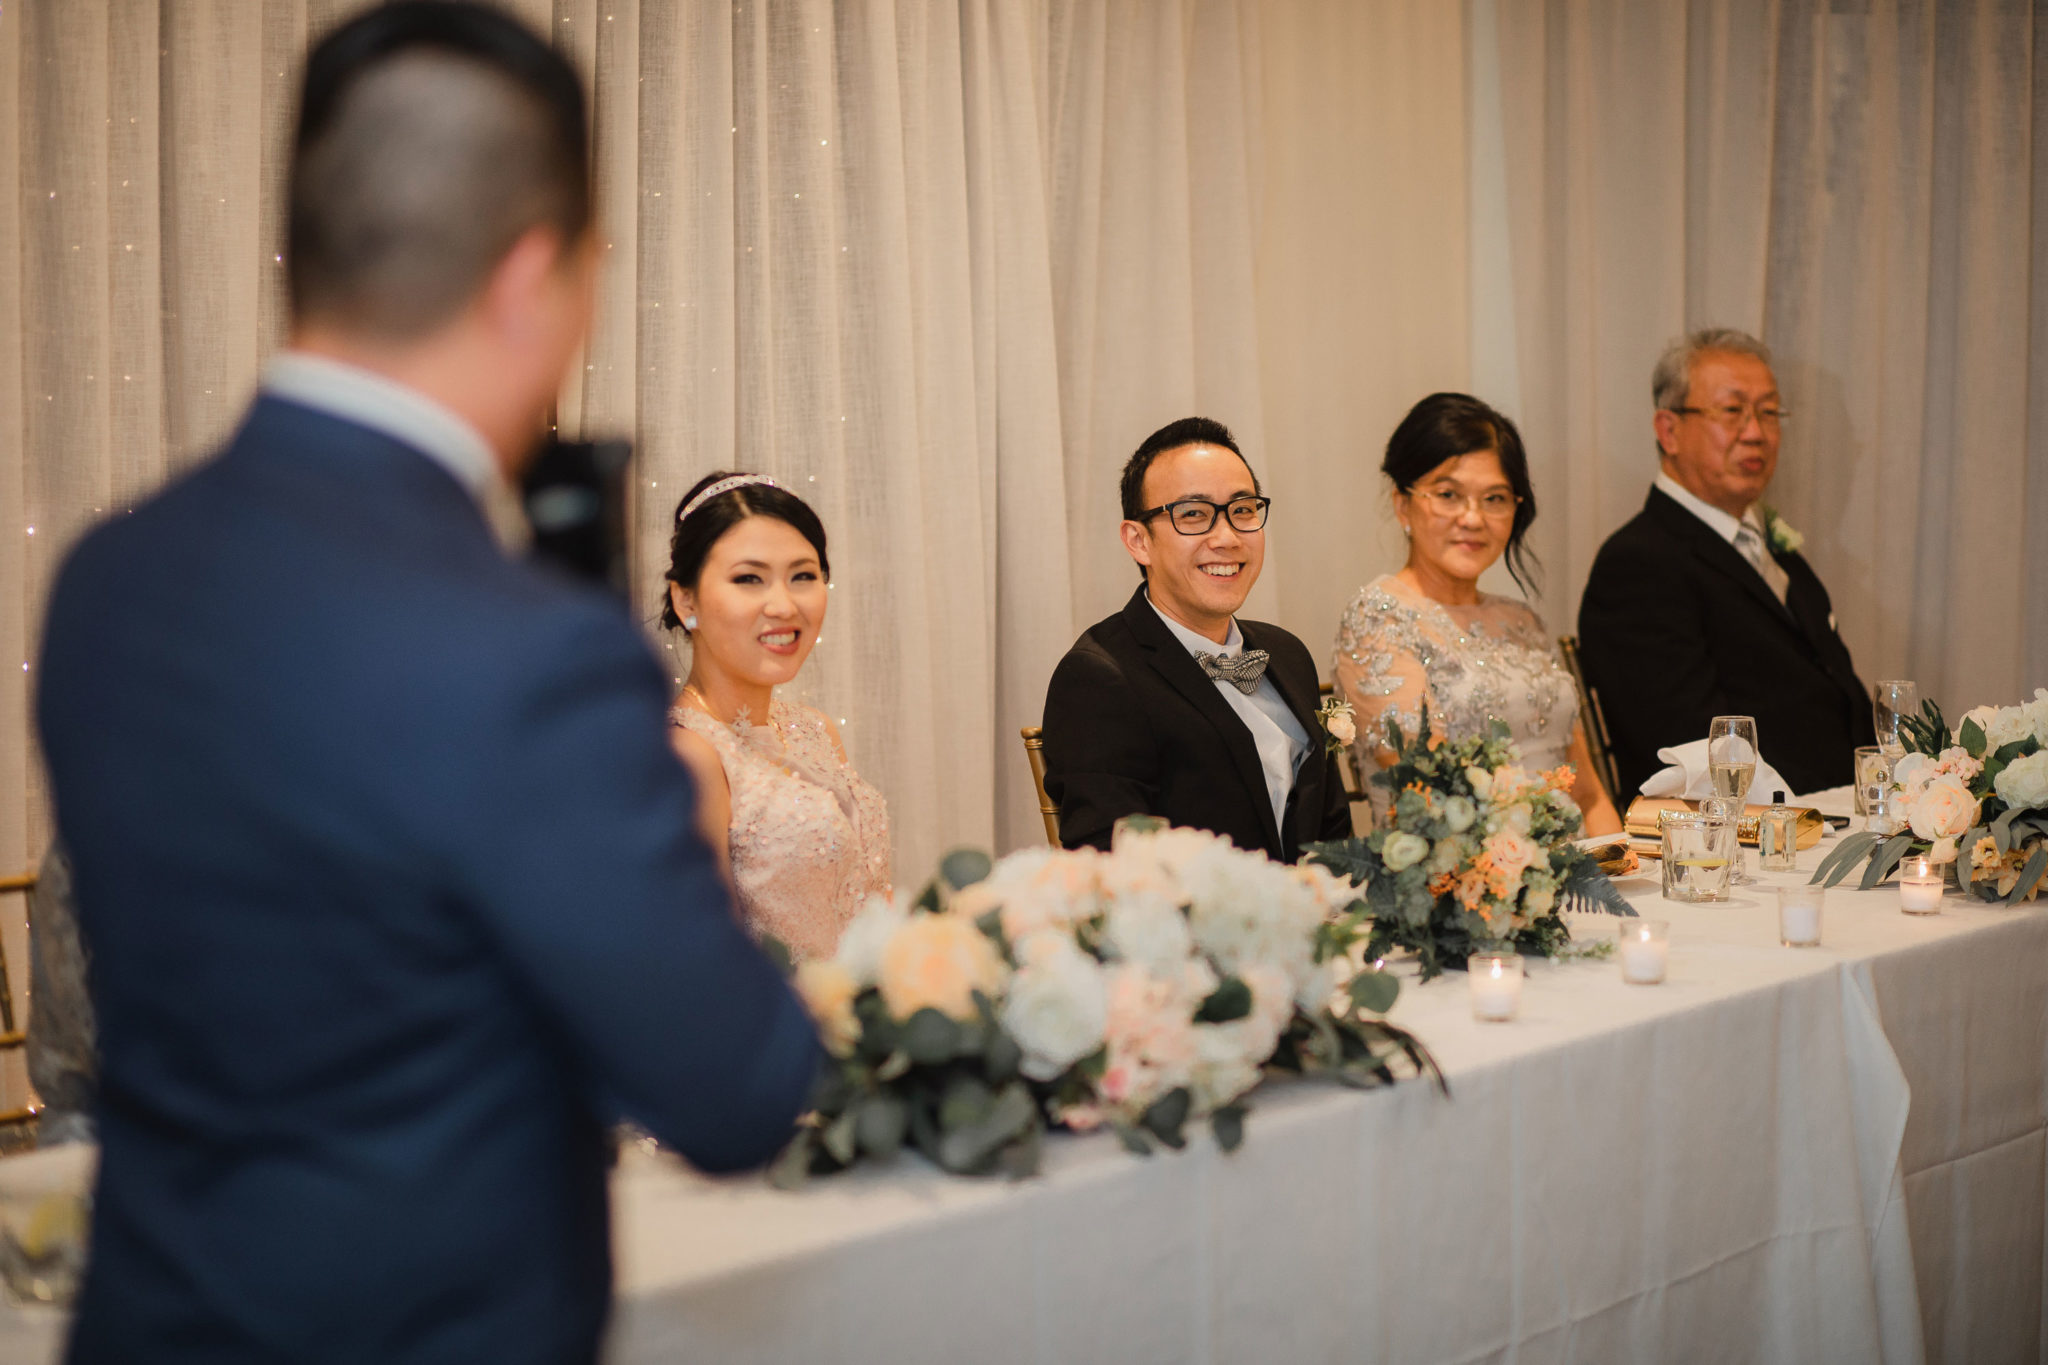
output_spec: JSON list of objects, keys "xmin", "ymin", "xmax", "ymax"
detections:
[{"xmin": 1122, "ymin": 442, "xmax": 1264, "ymax": 642}]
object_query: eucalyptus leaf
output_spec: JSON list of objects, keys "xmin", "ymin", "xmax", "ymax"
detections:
[
  {"xmin": 821, "ymin": 1110, "xmax": 858, "ymax": 1165},
  {"xmin": 902, "ymin": 1008, "xmax": 962, "ymax": 1065},
  {"xmin": 1141, "ymin": 1087, "xmax": 1193, "ymax": 1150},
  {"xmin": 854, "ymin": 1094, "xmax": 908, "ymax": 1158},
  {"xmin": 1196, "ymin": 975, "xmax": 1253, "ymax": 1024},
  {"xmin": 1811, "ymin": 831, "xmax": 1879, "ymax": 886},
  {"xmin": 939, "ymin": 847, "xmax": 994, "ymax": 891},
  {"xmin": 1114, "ymin": 1124, "xmax": 1152, "ymax": 1156},
  {"xmin": 767, "ymin": 1132, "xmax": 815, "ymax": 1190},
  {"xmin": 1211, "ymin": 1103, "xmax": 1247, "ymax": 1154},
  {"xmin": 938, "ymin": 1074, "xmax": 994, "ymax": 1130},
  {"xmin": 935, "ymin": 1083, "xmax": 1037, "ymax": 1174},
  {"xmin": 2006, "ymin": 846, "xmax": 2048, "ymax": 905},
  {"xmin": 1859, "ymin": 834, "xmax": 1916, "ymax": 890},
  {"xmin": 1993, "ymin": 805, "xmax": 2023, "ymax": 856},
  {"xmin": 1348, "ymin": 967, "xmax": 1400, "ymax": 1015}
]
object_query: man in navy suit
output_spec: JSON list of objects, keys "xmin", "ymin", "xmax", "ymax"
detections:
[
  {"xmin": 1578, "ymin": 328, "xmax": 1873, "ymax": 796},
  {"xmin": 35, "ymin": 7, "xmax": 818, "ymax": 1362}
]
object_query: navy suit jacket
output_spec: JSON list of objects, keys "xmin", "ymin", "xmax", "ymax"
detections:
[
  {"xmin": 1577, "ymin": 486, "xmax": 1873, "ymax": 797},
  {"xmin": 36, "ymin": 397, "xmax": 820, "ymax": 1365},
  {"xmin": 1040, "ymin": 586, "xmax": 1352, "ymax": 862}
]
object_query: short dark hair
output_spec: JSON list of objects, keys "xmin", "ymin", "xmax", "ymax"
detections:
[
  {"xmin": 1383, "ymin": 393, "xmax": 1541, "ymax": 595},
  {"xmin": 660, "ymin": 474, "xmax": 832, "ymax": 633},
  {"xmin": 288, "ymin": 2, "xmax": 592, "ymax": 338}
]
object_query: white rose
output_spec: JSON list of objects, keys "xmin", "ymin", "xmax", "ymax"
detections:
[
  {"xmin": 2024, "ymin": 688, "xmax": 2048, "ymax": 745},
  {"xmin": 1381, "ymin": 831, "xmax": 1429, "ymax": 872},
  {"xmin": 1101, "ymin": 892, "xmax": 1195, "ymax": 971},
  {"xmin": 1442, "ymin": 796, "xmax": 1477, "ymax": 833},
  {"xmin": 1188, "ymin": 1021, "xmax": 1265, "ymax": 1111},
  {"xmin": 1907, "ymin": 774, "xmax": 1979, "ymax": 842},
  {"xmin": 1326, "ymin": 710, "xmax": 1357, "ymax": 746},
  {"xmin": 1986, "ymin": 706, "xmax": 2036, "ymax": 752},
  {"xmin": 1994, "ymin": 751, "xmax": 2048, "ymax": 811},
  {"xmin": 1000, "ymin": 937, "xmax": 1109, "ymax": 1081},
  {"xmin": 833, "ymin": 891, "xmax": 909, "ymax": 986}
]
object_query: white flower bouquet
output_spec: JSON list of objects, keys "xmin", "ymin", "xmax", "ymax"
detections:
[
  {"xmin": 1303, "ymin": 705, "xmax": 1634, "ymax": 981},
  {"xmin": 1813, "ymin": 690, "xmax": 2048, "ymax": 901},
  {"xmin": 768, "ymin": 832, "xmax": 1440, "ymax": 1186}
]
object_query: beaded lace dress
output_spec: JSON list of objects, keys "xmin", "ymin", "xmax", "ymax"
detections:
[
  {"xmin": 1332, "ymin": 574, "xmax": 1578, "ymax": 813},
  {"xmin": 670, "ymin": 699, "xmax": 891, "ymax": 961}
]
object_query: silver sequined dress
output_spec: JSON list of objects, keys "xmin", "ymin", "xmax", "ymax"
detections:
[
  {"xmin": 671, "ymin": 699, "xmax": 892, "ymax": 961},
  {"xmin": 1332, "ymin": 574, "xmax": 1578, "ymax": 810}
]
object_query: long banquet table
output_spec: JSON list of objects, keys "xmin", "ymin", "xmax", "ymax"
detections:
[{"xmin": 5, "ymin": 804, "xmax": 2046, "ymax": 1363}]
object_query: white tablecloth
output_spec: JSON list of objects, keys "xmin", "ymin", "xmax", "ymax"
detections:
[{"xmin": 7, "ymin": 814, "xmax": 2045, "ymax": 1364}]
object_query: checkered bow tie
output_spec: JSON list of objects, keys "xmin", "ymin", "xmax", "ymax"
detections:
[{"xmin": 1195, "ymin": 649, "xmax": 1270, "ymax": 695}]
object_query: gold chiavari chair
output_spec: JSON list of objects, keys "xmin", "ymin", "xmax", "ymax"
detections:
[
  {"xmin": 1557, "ymin": 635, "xmax": 1623, "ymax": 801},
  {"xmin": 1018, "ymin": 727, "xmax": 1061, "ymax": 846},
  {"xmin": 0, "ymin": 871, "xmax": 37, "ymax": 1130}
]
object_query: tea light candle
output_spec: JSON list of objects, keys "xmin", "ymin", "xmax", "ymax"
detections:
[
  {"xmin": 1616, "ymin": 920, "xmax": 1669, "ymax": 984},
  {"xmin": 1468, "ymin": 952, "xmax": 1523, "ymax": 1021},
  {"xmin": 1899, "ymin": 855, "xmax": 1943, "ymax": 914},
  {"xmin": 1776, "ymin": 885, "xmax": 1824, "ymax": 946}
]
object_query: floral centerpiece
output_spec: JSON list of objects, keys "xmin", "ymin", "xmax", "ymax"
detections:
[
  {"xmin": 1302, "ymin": 706, "xmax": 1634, "ymax": 981},
  {"xmin": 769, "ymin": 830, "xmax": 1440, "ymax": 1186},
  {"xmin": 1812, "ymin": 689, "xmax": 2048, "ymax": 902}
]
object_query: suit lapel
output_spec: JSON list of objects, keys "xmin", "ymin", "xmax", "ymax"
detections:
[
  {"xmin": 1647, "ymin": 489, "xmax": 1797, "ymax": 628},
  {"xmin": 1122, "ymin": 590, "xmax": 1281, "ymax": 856}
]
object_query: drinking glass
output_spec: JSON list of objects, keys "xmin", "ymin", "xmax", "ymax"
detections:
[
  {"xmin": 1852, "ymin": 746, "xmax": 1884, "ymax": 818},
  {"xmin": 1873, "ymin": 681, "xmax": 1918, "ymax": 760},
  {"xmin": 1660, "ymin": 812, "xmax": 1733, "ymax": 902},
  {"xmin": 1706, "ymin": 716, "xmax": 1759, "ymax": 884}
]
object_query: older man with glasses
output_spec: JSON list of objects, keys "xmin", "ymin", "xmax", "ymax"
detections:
[
  {"xmin": 1578, "ymin": 328, "xmax": 1874, "ymax": 798},
  {"xmin": 1039, "ymin": 416, "xmax": 1353, "ymax": 861}
]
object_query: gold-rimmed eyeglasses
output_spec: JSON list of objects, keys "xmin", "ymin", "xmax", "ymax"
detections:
[
  {"xmin": 1670, "ymin": 401, "xmax": 1788, "ymax": 431},
  {"xmin": 1412, "ymin": 486, "xmax": 1520, "ymax": 521}
]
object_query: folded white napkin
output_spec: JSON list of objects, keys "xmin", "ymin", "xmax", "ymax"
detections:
[{"xmin": 1638, "ymin": 738, "xmax": 1790, "ymax": 805}]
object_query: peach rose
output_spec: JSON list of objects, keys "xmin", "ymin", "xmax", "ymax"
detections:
[
  {"xmin": 876, "ymin": 913, "xmax": 1006, "ymax": 1022},
  {"xmin": 1906, "ymin": 773, "xmax": 1979, "ymax": 846},
  {"xmin": 794, "ymin": 960, "xmax": 861, "ymax": 1056},
  {"xmin": 1486, "ymin": 827, "xmax": 1539, "ymax": 881}
]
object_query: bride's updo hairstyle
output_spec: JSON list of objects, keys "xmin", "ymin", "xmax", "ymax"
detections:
[
  {"xmin": 1383, "ymin": 392, "xmax": 1540, "ymax": 594},
  {"xmin": 660, "ymin": 471, "xmax": 831, "ymax": 633}
]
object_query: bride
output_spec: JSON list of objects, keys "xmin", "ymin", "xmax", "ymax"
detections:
[
  {"xmin": 1334, "ymin": 393, "xmax": 1623, "ymax": 836},
  {"xmin": 662, "ymin": 472, "xmax": 891, "ymax": 959}
]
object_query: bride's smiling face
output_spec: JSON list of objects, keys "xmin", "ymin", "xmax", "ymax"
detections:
[
  {"xmin": 1397, "ymin": 449, "xmax": 1517, "ymax": 586},
  {"xmin": 669, "ymin": 515, "xmax": 829, "ymax": 689}
]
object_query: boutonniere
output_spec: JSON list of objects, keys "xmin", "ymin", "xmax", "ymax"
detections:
[
  {"xmin": 1761, "ymin": 506, "xmax": 1803, "ymax": 556},
  {"xmin": 1315, "ymin": 695, "xmax": 1356, "ymax": 753}
]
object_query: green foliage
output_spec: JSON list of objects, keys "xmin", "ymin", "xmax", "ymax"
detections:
[
  {"xmin": 1900, "ymin": 699, "xmax": 1951, "ymax": 756},
  {"xmin": 1195, "ymin": 975, "xmax": 1253, "ymax": 1024}
]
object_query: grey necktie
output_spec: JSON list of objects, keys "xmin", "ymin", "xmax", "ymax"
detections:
[
  {"xmin": 1195, "ymin": 649, "xmax": 1270, "ymax": 695},
  {"xmin": 1732, "ymin": 522, "xmax": 1790, "ymax": 604}
]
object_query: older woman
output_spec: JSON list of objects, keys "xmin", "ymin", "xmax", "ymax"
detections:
[{"xmin": 1333, "ymin": 393, "xmax": 1622, "ymax": 835}]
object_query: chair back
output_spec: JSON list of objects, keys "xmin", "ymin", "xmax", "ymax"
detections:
[
  {"xmin": 1019, "ymin": 727, "xmax": 1061, "ymax": 845},
  {"xmin": 1556, "ymin": 635, "xmax": 1623, "ymax": 800},
  {"xmin": 1319, "ymin": 682, "xmax": 1371, "ymax": 806},
  {"xmin": 0, "ymin": 872, "xmax": 35, "ymax": 1128}
]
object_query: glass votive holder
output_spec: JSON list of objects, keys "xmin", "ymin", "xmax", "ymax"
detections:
[
  {"xmin": 1776, "ymin": 885, "xmax": 1824, "ymax": 946},
  {"xmin": 1616, "ymin": 919, "xmax": 1669, "ymax": 984},
  {"xmin": 1852, "ymin": 746, "xmax": 1885, "ymax": 818},
  {"xmin": 1898, "ymin": 855, "xmax": 1944, "ymax": 915},
  {"xmin": 1660, "ymin": 812, "xmax": 1733, "ymax": 902},
  {"xmin": 1467, "ymin": 949, "xmax": 1524, "ymax": 1022}
]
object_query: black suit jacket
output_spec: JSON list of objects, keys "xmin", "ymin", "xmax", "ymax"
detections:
[
  {"xmin": 1040, "ymin": 586, "xmax": 1352, "ymax": 862},
  {"xmin": 37, "ymin": 397, "xmax": 820, "ymax": 1365},
  {"xmin": 1577, "ymin": 485, "xmax": 1873, "ymax": 798}
]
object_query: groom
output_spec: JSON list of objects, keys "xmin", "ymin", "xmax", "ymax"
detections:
[{"xmin": 1041, "ymin": 417, "xmax": 1352, "ymax": 861}]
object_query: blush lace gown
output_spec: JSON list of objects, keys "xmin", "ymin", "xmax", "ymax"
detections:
[
  {"xmin": 670, "ymin": 700, "xmax": 892, "ymax": 961},
  {"xmin": 1332, "ymin": 574, "xmax": 1579, "ymax": 815}
]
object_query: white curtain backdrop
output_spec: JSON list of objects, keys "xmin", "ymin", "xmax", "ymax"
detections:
[
  {"xmin": 1474, "ymin": 0, "xmax": 2048, "ymax": 728},
  {"xmin": 0, "ymin": 0, "xmax": 2039, "ymax": 1068}
]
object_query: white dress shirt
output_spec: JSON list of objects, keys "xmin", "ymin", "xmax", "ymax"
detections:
[
  {"xmin": 262, "ymin": 352, "xmax": 528, "ymax": 551},
  {"xmin": 1146, "ymin": 592, "xmax": 1309, "ymax": 839}
]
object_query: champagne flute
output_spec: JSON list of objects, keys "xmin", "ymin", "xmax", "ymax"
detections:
[
  {"xmin": 1873, "ymin": 680, "xmax": 1918, "ymax": 760},
  {"xmin": 1708, "ymin": 715, "xmax": 1759, "ymax": 884}
]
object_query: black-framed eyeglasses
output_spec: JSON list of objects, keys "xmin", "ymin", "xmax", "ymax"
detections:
[
  {"xmin": 1670, "ymin": 401, "xmax": 1788, "ymax": 429},
  {"xmin": 1137, "ymin": 495, "xmax": 1272, "ymax": 536}
]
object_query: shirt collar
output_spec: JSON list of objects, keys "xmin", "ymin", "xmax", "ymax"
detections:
[
  {"xmin": 1145, "ymin": 589, "xmax": 1244, "ymax": 657},
  {"xmin": 1654, "ymin": 471, "xmax": 1765, "ymax": 545},
  {"xmin": 262, "ymin": 352, "xmax": 506, "ymax": 505}
]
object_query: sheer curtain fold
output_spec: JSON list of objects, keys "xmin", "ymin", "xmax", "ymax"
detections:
[{"xmin": 1488, "ymin": 0, "xmax": 2044, "ymax": 715}]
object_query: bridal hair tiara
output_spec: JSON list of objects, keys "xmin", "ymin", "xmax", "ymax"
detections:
[{"xmin": 677, "ymin": 473, "xmax": 780, "ymax": 525}]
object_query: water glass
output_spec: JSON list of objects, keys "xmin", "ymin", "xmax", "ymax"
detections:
[
  {"xmin": 1873, "ymin": 680, "xmax": 1918, "ymax": 759},
  {"xmin": 1699, "ymin": 794, "xmax": 1753, "ymax": 885},
  {"xmin": 1660, "ymin": 812, "xmax": 1734, "ymax": 902}
]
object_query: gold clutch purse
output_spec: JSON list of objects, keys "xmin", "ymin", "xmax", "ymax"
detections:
[{"xmin": 1623, "ymin": 796, "xmax": 1826, "ymax": 850}]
